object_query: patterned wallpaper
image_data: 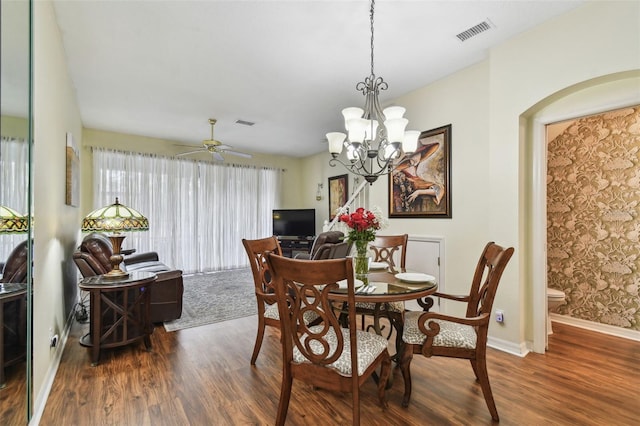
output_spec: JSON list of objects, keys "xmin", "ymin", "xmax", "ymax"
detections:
[{"xmin": 547, "ymin": 105, "xmax": 640, "ymax": 330}]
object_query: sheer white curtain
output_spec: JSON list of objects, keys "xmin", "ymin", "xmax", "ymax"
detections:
[
  {"xmin": 0, "ymin": 136, "xmax": 29, "ymax": 261},
  {"xmin": 92, "ymin": 148, "xmax": 281, "ymax": 273}
]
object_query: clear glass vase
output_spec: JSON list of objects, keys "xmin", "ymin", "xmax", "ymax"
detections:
[{"xmin": 354, "ymin": 240, "xmax": 370, "ymax": 285}]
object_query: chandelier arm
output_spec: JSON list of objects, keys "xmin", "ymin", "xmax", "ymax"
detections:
[{"xmin": 329, "ymin": 156, "xmax": 370, "ymax": 176}]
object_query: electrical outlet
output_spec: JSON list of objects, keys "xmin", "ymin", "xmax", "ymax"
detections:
[
  {"xmin": 495, "ymin": 310, "xmax": 504, "ymax": 323},
  {"xmin": 49, "ymin": 327, "xmax": 59, "ymax": 348}
]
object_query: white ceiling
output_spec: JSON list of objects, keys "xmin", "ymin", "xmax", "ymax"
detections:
[{"xmin": 50, "ymin": 0, "xmax": 585, "ymax": 158}]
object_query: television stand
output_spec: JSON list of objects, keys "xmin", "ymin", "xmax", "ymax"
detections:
[{"xmin": 278, "ymin": 236, "xmax": 315, "ymax": 258}]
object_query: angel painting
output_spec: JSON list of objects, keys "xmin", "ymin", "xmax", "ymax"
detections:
[{"xmin": 389, "ymin": 125, "xmax": 451, "ymax": 218}]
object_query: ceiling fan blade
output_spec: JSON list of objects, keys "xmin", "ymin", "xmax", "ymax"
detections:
[
  {"xmin": 223, "ymin": 150, "xmax": 252, "ymax": 159},
  {"xmin": 216, "ymin": 144, "xmax": 233, "ymax": 150},
  {"xmin": 212, "ymin": 151, "xmax": 225, "ymax": 162},
  {"xmin": 176, "ymin": 149, "xmax": 205, "ymax": 157}
]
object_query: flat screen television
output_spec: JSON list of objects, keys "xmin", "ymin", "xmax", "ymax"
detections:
[{"xmin": 272, "ymin": 209, "xmax": 316, "ymax": 238}]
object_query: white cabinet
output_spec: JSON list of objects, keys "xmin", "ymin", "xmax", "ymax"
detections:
[{"xmin": 405, "ymin": 235, "xmax": 444, "ymax": 311}]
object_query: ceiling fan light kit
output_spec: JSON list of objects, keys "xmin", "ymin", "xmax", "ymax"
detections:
[
  {"xmin": 327, "ymin": 0, "xmax": 419, "ymax": 184},
  {"xmin": 176, "ymin": 118, "xmax": 252, "ymax": 162}
]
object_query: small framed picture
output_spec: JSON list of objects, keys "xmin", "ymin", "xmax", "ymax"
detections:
[
  {"xmin": 389, "ymin": 124, "xmax": 451, "ymax": 218},
  {"xmin": 328, "ymin": 174, "xmax": 349, "ymax": 220}
]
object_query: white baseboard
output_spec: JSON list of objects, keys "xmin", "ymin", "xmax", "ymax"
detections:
[
  {"xmin": 487, "ymin": 335, "xmax": 529, "ymax": 357},
  {"xmin": 551, "ymin": 313, "xmax": 640, "ymax": 341},
  {"xmin": 29, "ymin": 311, "xmax": 75, "ymax": 426}
]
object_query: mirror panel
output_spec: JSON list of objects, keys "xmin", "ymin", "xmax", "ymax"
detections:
[{"xmin": 0, "ymin": 0, "xmax": 32, "ymax": 424}]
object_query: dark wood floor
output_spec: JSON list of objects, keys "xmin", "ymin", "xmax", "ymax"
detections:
[{"xmin": 34, "ymin": 317, "xmax": 640, "ymax": 425}]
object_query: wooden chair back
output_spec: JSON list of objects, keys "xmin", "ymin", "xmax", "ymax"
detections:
[
  {"xmin": 266, "ymin": 254, "xmax": 390, "ymax": 425},
  {"xmin": 370, "ymin": 234, "xmax": 408, "ymax": 269},
  {"xmin": 242, "ymin": 236, "xmax": 282, "ymax": 304},
  {"xmin": 466, "ymin": 241, "xmax": 514, "ymax": 321}
]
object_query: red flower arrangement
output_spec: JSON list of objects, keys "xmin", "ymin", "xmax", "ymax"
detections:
[{"xmin": 339, "ymin": 207, "xmax": 381, "ymax": 255}]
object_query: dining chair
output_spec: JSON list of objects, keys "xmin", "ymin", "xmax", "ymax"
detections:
[
  {"xmin": 266, "ymin": 254, "xmax": 391, "ymax": 426},
  {"xmin": 242, "ymin": 236, "xmax": 322, "ymax": 365},
  {"xmin": 399, "ymin": 241, "xmax": 514, "ymax": 422},
  {"xmin": 241, "ymin": 236, "xmax": 285, "ymax": 365},
  {"xmin": 369, "ymin": 234, "xmax": 408, "ymax": 270},
  {"xmin": 355, "ymin": 234, "xmax": 408, "ymax": 340}
]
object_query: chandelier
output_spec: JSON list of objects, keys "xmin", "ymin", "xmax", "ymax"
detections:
[{"xmin": 327, "ymin": 0, "xmax": 419, "ymax": 184}]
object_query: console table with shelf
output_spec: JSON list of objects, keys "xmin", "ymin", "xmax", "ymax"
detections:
[
  {"xmin": 79, "ymin": 271, "xmax": 157, "ymax": 366},
  {"xmin": 277, "ymin": 236, "xmax": 315, "ymax": 258},
  {"xmin": 0, "ymin": 282, "xmax": 27, "ymax": 388}
]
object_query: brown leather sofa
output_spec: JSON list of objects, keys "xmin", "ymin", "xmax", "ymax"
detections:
[
  {"xmin": 73, "ymin": 233, "xmax": 183, "ymax": 323},
  {"xmin": 294, "ymin": 231, "xmax": 353, "ymax": 260}
]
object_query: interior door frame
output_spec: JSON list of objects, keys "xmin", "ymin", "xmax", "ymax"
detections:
[{"xmin": 530, "ymin": 79, "xmax": 640, "ymax": 353}]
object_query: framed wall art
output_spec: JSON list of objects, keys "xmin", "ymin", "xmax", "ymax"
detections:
[
  {"xmin": 328, "ymin": 174, "xmax": 348, "ymax": 220},
  {"xmin": 65, "ymin": 132, "xmax": 79, "ymax": 207},
  {"xmin": 389, "ymin": 124, "xmax": 451, "ymax": 218}
]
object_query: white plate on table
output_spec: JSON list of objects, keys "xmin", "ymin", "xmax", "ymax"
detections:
[
  {"xmin": 337, "ymin": 279, "xmax": 364, "ymax": 289},
  {"xmin": 369, "ymin": 261, "xmax": 388, "ymax": 270},
  {"xmin": 395, "ymin": 273, "xmax": 435, "ymax": 283}
]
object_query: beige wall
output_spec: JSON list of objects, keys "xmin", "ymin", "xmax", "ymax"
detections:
[
  {"xmin": 0, "ymin": 115, "xmax": 29, "ymax": 139},
  {"xmin": 32, "ymin": 0, "xmax": 84, "ymax": 408}
]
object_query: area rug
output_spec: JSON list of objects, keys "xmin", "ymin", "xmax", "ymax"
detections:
[{"xmin": 163, "ymin": 268, "xmax": 257, "ymax": 332}]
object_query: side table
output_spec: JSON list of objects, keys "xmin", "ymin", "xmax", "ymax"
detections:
[
  {"xmin": 0, "ymin": 282, "xmax": 27, "ymax": 388},
  {"xmin": 79, "ymin": 271, "xmax": 157, "ymax": 366}
]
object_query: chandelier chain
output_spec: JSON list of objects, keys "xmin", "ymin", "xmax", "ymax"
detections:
[{"xmin": 369, "ymin": 0, "xmax": 375, "ymax": 77}]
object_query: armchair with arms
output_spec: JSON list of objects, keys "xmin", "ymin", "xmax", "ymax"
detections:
[
  {"xmin": 294, "ymin": 231, "xmax": 352, "ymax": 260},
  {"xmin": 399, "ymin": 241, "xmax": 514, "ymax": 421},
  {"xmin": 0, "ymin": 240, "xmax": 29, "ymax": 284},
  {"xmin": 73, "ymin": 233, "xmax": 183, "ymax": 323}
]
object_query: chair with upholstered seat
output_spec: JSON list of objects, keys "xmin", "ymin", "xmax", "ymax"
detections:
[
  {"xmin": 0, "ymin": 240, "xmax": 30, "ymax": 284},
  {"xmin": 266, "ymin": 254, "xmax": 391, "ymax": 426},
  {"xmin": 242, "ymin": 236, "xmax": 321, "ymax": 365},
  {"xmin": 73, "ymin": 233, "xmax": 184, "ymax": 323},
  {"xmin": 369, "ymin": 234, "xmax": 408, "ymax": 270},
  {"xmin": 241, "ymin": 236, "xmax": 283, "ymax": 365},
  {"xmin": 399, "ymin": 241, "xmax": 514, "ymax": 422},
  {"xmin": 355, "ymin": 234, "xmax": 408, "ymax": 340},
  {"xmin": 294, "ymin": 231, "xmax": 352, "ymax": 260}
]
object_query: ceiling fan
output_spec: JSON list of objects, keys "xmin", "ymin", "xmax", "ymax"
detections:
[{"xmin": 176, "ymin": 118, "xmax": 252, "ymax": 162}]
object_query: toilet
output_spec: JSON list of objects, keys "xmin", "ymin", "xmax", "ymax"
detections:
[{"xmin": 547, "ymin": 287, "xmax": 566, "ymax": 334}]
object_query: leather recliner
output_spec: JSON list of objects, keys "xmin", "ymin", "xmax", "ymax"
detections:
[
  {"xmin": 1, "ymin": 240, "xmax": 30, "ymax": 283},
  {"xmin": 294, "ymin": 231, "xmax": 353, "ymax": 260},
  {"xmin": 73, "ymin": 233, "xmax": 183, "ymax": 323}
]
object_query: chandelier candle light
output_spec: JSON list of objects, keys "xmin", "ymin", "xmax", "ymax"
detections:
[
  {"xmin": 81, "ymin": 198, "xmax": 149, "ymax": 279},
  {"xmin": 339, "ymin": 207, "xmax": 381, "ymax": 283},
  {"xmin": 327, "ymin": 0, "xmax": 420, "ymax": 183}
]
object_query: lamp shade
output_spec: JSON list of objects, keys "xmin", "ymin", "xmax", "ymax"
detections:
[
  {"xmin": 81, "ymin": 198, "xmax": 149, "ymax": 233},
  {"xmin": 326, "ymin": 132, "xmax": 347, "ymax": 155},
  {"xmin": 402, "ymin": 130, "xmax": 421, "ymax": 153},
  {"xmin": 0, "ymin": 205, "xmax": 29, "ymax": 234}
]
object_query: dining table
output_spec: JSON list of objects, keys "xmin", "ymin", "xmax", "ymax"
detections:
[{"xmin": 328, "ymin": 267, "xmax": 438, "ymax": 364}]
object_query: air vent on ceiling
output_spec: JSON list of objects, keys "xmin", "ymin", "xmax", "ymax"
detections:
[
  {"xmin": 235, "ymin": 119, "xmax": 255, "ymax": 127},
  {"xmin": 456, "ymin": 20, "xmax": 493, "ymax": 42}
]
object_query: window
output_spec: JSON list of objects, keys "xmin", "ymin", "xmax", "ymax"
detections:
[{"xmin": 93, "ymin": 149, "xmax": 281, "ymax": 273}]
